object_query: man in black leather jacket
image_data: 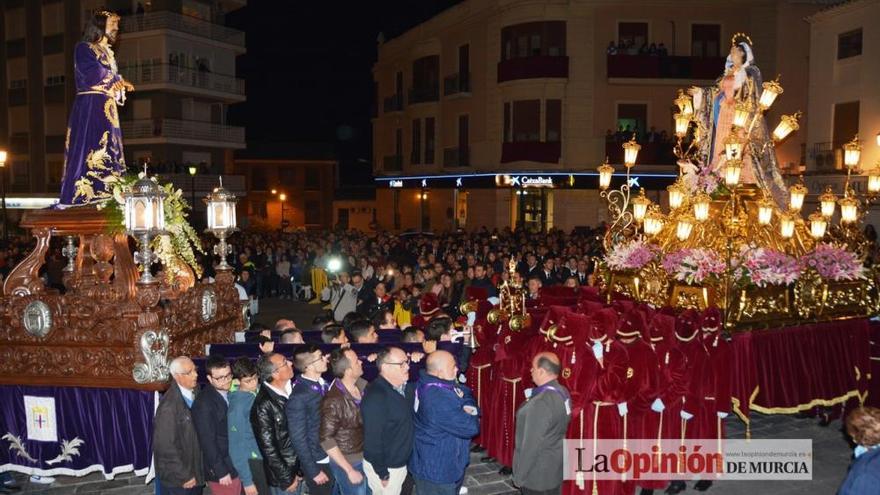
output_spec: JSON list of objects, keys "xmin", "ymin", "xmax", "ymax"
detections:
[{"xmin": 251, "ymin": 352, "xmax": 302, "ymax": 494}]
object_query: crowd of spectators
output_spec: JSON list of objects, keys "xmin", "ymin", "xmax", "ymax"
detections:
[{"xmin": 606, "ymin": 39, "xmax": 669, "ymax": 57}]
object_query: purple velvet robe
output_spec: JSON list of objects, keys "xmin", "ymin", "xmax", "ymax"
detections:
[{"xmin": 58, "ymin": 42, "xmax": 126, "ymax": 206}]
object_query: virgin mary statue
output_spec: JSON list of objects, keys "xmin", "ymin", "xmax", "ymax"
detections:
[
  {"xmin": 57, "ymin": 10, "xmax": 134, "ymax": 207},
  {"xmin": 689, "ymin": 33, "xmax": 788, "ymax": 206}
]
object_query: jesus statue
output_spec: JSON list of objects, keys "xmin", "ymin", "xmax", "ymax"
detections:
[{"xmin": 57, "ymin": 10, "xmax": 134, "ymax": 207}]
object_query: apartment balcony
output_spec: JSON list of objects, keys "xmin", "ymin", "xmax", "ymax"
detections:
[
  {"xmin": 497, "ymin": 56, "xmax": 568, "ymax": 83},
  {"xmin": 408, "ymin": 86, "xmax": 440, "ymax": 105},
  {"xmin": 383, "ymin": 94, "xmax": 404, "ymax": 113},
  {"xmin": 443, "ymin": 73, "xmax": 471, "ymax": 96},
  {"xmin": 163, "ymin": 173, "xmax": 247, "ymax": 200},
  {"xmin": 121, "ymin": 11, "xmax": 245, "ymax": 51},
  {"xmin": 383, "ymin": 155, "xmax": 403, "ymax": 172},
  {"xmin": 501, "ymin": 141, "xmax": 561, "ymax": 163},
  {"xmin": 443, "ymin": 147, "xmax": 470, "ymax": 167},
  {"xmin": 606, "ymin": 55, "xmax": 725, "ymax": 81},
  {"xmin": 605, "ymin": 140, "xmax": 676, "ymax": 165},
  {"xmin": 120, "ymin": 63, "xmax": 245, "ymax": 103},
  {"xmin": 122, "ymin": 119, "xmax": 245, "ymax": 149},
  {"xmin": 810, "ymin": 142, "xmax": 841, "ymax": 171}
]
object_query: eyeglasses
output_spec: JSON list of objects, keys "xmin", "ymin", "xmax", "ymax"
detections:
[
  {"xmin": 303, "ymin": 354, "xmax": 327, "ymax": 369},
  {"xmin": 210, "ymin": 372, "xmax": 232, "ymax": 382},
  {"xmin": 272, "ymin": 359, "xmax": 291, "ymax": 373},
  {"xmin": 178, "ymin": 368, "xmax": 197, "ymax": 376},
  {"xmin": 383, "ymin": 360, "xmax": 410, "ymax": 368}
]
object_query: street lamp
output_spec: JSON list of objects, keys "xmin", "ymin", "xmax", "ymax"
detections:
[
  {"xmin": 188, "ymin": 165, "xmax": 197, "ymax": 214},
  {"xmin": 0, "ymin": 150, "xmax": 7, "ymax": 243},
  {"xmin": 279, "ymin": 192, "xmax": 287, "ymax": 231}
]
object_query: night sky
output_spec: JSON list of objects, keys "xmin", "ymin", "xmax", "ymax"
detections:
[{"xmin": 226, "ymin": 1, "xmax": 461, "ymax": 186}]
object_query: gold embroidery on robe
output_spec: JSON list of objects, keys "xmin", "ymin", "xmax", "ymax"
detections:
[{"xmin": 104, "ymin": 98, "xmax": 119, "ymax": 128}]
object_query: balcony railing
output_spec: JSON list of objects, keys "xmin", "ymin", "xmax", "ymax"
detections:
[
  {"xmin": 497, "ymin": 56, "xmax": 568, "ymax": 83},
  {"xmin": 604, "ymin": 140, "xmax": 676, "ymax": 165},
  {"xmin": 121, "ymin": 11, "xmax": 245, "ymax": 48},
  {"xmin": 443, "ymin": 72, "xmax": 470, "ymax": 95},
  {"xmin": 120, "ymin": 63, "xmax": 245, "ymax": 97},
  {"xmin": 383, "ymin": 94, "xmax": 404, "ymax": 113},
  {"xmin": 122, "ymin": 118, "xmax": 245, "ymax": 146},
  {"xmin": 501, "ymin": 141, "xmax": 561, "ymax": 163},
  {"xmin": 408, "ymin": 86, "xmax": 440, "ymax": 104},
  {"xmin": 606, "ymin": 55, "xmax": 725, "ymax": 80},
  {"xmin": 811, "ymin": 142, "xmax": 840, "ymax": 171},
  {"xmin": 443, "ymin": 147, "xmax": 470, "ymax": 167}
]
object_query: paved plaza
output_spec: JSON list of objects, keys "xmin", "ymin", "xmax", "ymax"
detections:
[{"xmin": 8, "ymin": 299, "xmax": 855, "ymax": 495}]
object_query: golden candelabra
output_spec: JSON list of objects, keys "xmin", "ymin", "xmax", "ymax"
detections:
[
  {"xmin": 597, "ymin": 60, "xmax": 880, "ymax": 329},
  {"xmin": 487, "ymin": 259, "xmax": 532, "ymax": 332}
]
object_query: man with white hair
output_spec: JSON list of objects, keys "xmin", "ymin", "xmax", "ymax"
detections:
[{"xmin": 154, "ymin": 356, "xmax": 205, "ymax": 494}]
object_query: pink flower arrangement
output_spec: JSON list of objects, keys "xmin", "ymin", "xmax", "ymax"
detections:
[
  {"xmin": 662, "ymin": 248, "xmax": 726, "ymax": 284},
  {"xmin": 734, "ymin": 246, "xmax": 800, "ymax": 287},
  {"xmin": 800, "ymin": 243, "xmax": 866, "ymax": 281},
  {"xmin": 680, "ymin": 160, "xmax": 724, "ymax": 196},
  {"xmin": 605, "ymin": 239, "xmax": 660, "ymax": 271}
]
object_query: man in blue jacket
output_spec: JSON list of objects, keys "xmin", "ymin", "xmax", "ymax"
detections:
[
  {"xmin": 228, "ymin": 357, "xmax": 269, "ymax": 495},
  {"xmin": 410, "ymin": 350, "xmax": 480, "ymax": 495},
  {"xmin": 287, "ymin": 344, "xmax": 335, "ymax": 495}
]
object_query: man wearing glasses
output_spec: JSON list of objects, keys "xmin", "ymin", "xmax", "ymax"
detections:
[
  {"xmin": 288, "ymin": 345, "xmax": 336, "ymax": 495},
  {"xmin": 154, "ymin": 355, "xmax": 204, "ymax": 494},
  {"xmin": 252, "ymin": 353, "xmax": 302, "ymax": 495},
  {"xmin": 192, "ymin": 354, "xmax": 241, "ymax": 495},
  {"xmin": 361, "ymin": 347, "xmax": 415, "ymax": 495}
]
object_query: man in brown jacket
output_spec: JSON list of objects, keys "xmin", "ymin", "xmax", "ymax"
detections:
[{"xmin": 320, "ymin": 348, "xmax": 369, "ymax": 495}]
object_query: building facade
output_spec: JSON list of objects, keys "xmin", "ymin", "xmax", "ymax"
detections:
[
  {"xmin": 0, "ymin": 0, "xmax": 246, "ymax": 209},
  {"xmin": 372, "ymin": 0, "xmax": 827, "ymax": 232},
  {"xmin": 233, "ymin": 146, "xmax": 337, "ymax": 231}
]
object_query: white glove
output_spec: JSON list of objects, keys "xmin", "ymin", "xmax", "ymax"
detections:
[
  {"xmin": 592, "ymin": 340, "xmax": 604, "ymax": 360},
  {"xmin": 651, "ymin": 398, "xmax": 665, "ymax": 413},
  {"xmin": 717, "ymin": 411, "xmax": 729, "ymax": 419},
  {"xmin": 680, "ymin": 410, "xmax": 694, "ymax": 421},
  {"xmin": 617, "ymin": 402, "xmax": 628, "ymax": 417},
  {"xmin": 487, "ymin": 297, "xmax": 500, "ymax": 305}
]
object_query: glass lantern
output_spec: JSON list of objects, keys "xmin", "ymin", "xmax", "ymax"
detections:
[
  {"xmin": 674, "ymin": 90, "xmax": 694, "ymax": 117},
  {"xmin": 732, "ymin": 101, "xmax": 751, "ymax": 128},
  {"xmin": 779, "ymin": 213, "xmax": 795, "ymax": 239},
  {"xmin": 757, "ymin": 198, "xmax": 773, "ymax": 225},
  {"xmin": 123, "ymin": 176, "xmax": 166, "ymax": 284},
  {"xmin": 868, "ymin": 171, "xmax": 880, "ymax": 195},
  {"xmin": 597, "ymin": 160, "xmax": 614, "ymax": 190},
  {"xmin": 693, "ymin": 193, "xmax": 711, "ymax": 222},
  {"xmin": 808, "ymin": 212, "xmax": 827, "ymax": 240},
  {"xmin": 839, "ymin": 196, "xmax": 859, "ymax": 223},
  {"xmin": 772, "ymin": 112, "xmax": 800, "ymax": 142},
  {"xmin": 673, "ymin": 113, "xmax": 690, "ymax": 138},
  {"xmin": 759, "ymin": 78, "xmax": 783, "ymax": 111},
  {"xmin": 843, "ymin": 137, "xmax": 861, "ymax": 169},
  {"xmin": 676, "ymin": 215, "xmax": 695, "ymax": 241},
  {"xmin": 819, "ymin": 187, "xmax": 837, "ymax": 218},
  {"xmin": 724, "ymin": 159, "xmax": 743, "ymax": 188},
  {"xmin": 644, "ymin": 207, "xmax": 664, "ymax": 236},
  {"xmin": 789, "ymin": 182, "xmax": 807, "ymax": 212},
  {"xmin": 667, "ymin": 181, "xmax": 685, "ymax": 210},
  {"xmin": 204, "ymin": 179, "xmax": 238, "ymax": 271},
  {"xmin": 631, "ymin": 189, "xmax": 651, "ymax": 224},
  {"xmin": 723, "ymin": 131, "xmax": 745, "ymax": 161},
  {"xmin": 622, "ymin": 136, "xmax": 641, "ymax": 168}
]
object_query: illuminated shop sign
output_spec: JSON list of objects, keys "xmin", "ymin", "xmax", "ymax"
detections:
[
  {"xmin": 389, "ymin": 180, "xmax": 403, "ymax": 188},
  {"xmin": 375, "ymin": 171, "xmax": 676, "ymax": 190}
]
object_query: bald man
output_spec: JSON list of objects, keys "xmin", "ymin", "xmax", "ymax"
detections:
[
  {"xmin": 410, "ymin": 351, "xmax": 479, "ymax": 495},
  {"xmin": 154, "ymin": 356, "xmax": 205, "ymax": 494},
  {"xmin": 513, "ymin": 352, "xmax": 571, "ymax": 495}
]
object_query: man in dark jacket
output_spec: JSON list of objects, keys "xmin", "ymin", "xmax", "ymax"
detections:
[
  {"xmin": 154, "ymin": 356, "xmax": 204, "ymax": 494},
  {"xmin": 513, "ymin": 352, "xmax": 571, "ymax": 495},
  {"xmin": 251, "ymin": 352, "xmax": 302, "ymax": 494},
  {"xmin": 361, "ymin": 347, "xmax": 415, "ymax": 495},
  {"xmin": 192, "ymin": 354, "xmax": 240, "ymax": 495},
  {"xmin": 410, "ymin": 351, "xmax": 479, "ymax": 495},
  {"xmin": 287, "ymin": 345, "xmax": 335, "ymax": 495}
]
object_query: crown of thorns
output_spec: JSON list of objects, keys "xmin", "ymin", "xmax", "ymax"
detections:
[{"xmin": 94, "ymin": 9, "xmax": 120, "ymax": 19}]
